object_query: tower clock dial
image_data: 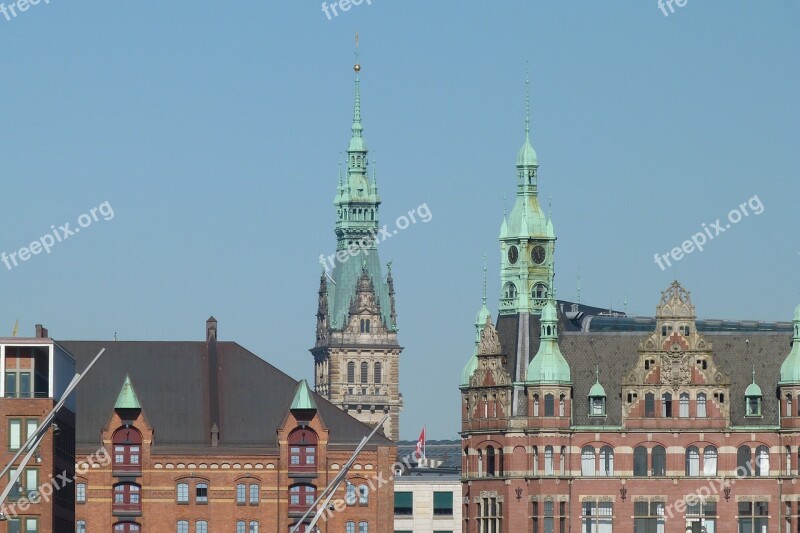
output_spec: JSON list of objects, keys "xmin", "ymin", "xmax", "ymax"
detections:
[
  {"xmin": 531, "ymin": 244, "xmax": 546, "ymax": 265},
  {"xmin": 508, "ymin": 245, "xmax": 519, "ymax": 264}
]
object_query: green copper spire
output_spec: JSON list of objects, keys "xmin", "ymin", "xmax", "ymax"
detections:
[
  {"xmin": 526, "ymin": 276, "xmax": 571, "ymax": 384},
  {"xmin": 115, "ymin": 375, "xmax": 141, "ymax": 409},
  {"xmin": 588, "ymin": 366, "xmax": 606, "ymax": 398},
  {"xmin": 462, "ymin": 257, "xmax": 492, "ymax": 386},
  {"xmin": 745, "ymin": 365, "xmax": 762, "ymax": 397},
  {"xmin": 499, "ymin": 67, "xmax": 555, "ymax": 316},
  {"xmin": 290, "ymin": 379, "xmax": 317, "ymax": 411},
  {"xmin": 779, "ymin": 304, "xmax": 800, "ymax": 384}
]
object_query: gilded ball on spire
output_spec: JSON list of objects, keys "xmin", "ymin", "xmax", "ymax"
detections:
[{"xmin": 354, "ymin": 64, "xmax": 361, "ymax": 73}]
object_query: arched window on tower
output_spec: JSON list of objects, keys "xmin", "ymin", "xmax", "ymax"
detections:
[
  {"xmin": 559, "ymin": 395, "xmax": 565, "ymax": 416},
  {"xmin": 533, "ymin": 394, "xmax": 540, "ymax": 416},
  {"xmin": 347, "ymin": 362, "xmax": 355, "ymax": 384},
  {"xmin": 652, "ymin": 445, "xmax": 666, "ymax": 476},
  {"xmin": 661, "ymin": 392, "xmax": 672, "ymax": 417},
  {"xmin": 703, "ymin": 446, "xmax": 717, "ymax": 476},
  {"xmin": 787, "ymin": 394, "xmax": 793, "ymax": 417},
  {"xmin": 697, "ymin": 393, "xmax": 707, "ymax": 418},
  {"xmin": 360, "ymin": 362, "xmax": 368, "ymax": 384},
  {"xmin": 545, "ymin": 394, "xmax": 555, "ymax": 417},
  {"xmin": 374, "ymin": 362, "xmax": 382, "ymax": 384},
  {"xmin": 737, "ymin": 446, "xmax": 752, "ymax": 477},
  {"xmin": 532, "ymin": 447, "xmax": 538, "ymax": 475},
  {"xmin": 502, "ymin": 283, "xmax": 517, "ymax": 300},
  {"xmin": 645, "ymin": 393, "xmax": 655, "ymax": 418},
  {"xmin": 112, "ymin": 427, "xmax": 142, "ymax": 472},
  {"xmin": 544, "ymin": 446, "xmax": 554, "ymax": 476},
  {"xmin": 679, "ymin": 392, "xmax": 690, "ymax": 418},
  {"xmin": 288, "ymin": 428, "xmax": 318, "ymax": 473},
  {"xmin": 633, "ymin": 446, "xmax": 648, "ymax": 477},
  {"xmin": 486, "ymin": 447, "xmax": 496, "ymax": 477},
  {"xmin": 532, "ymin": 283, "xmax": 547, "ymax": 301},
  {"xmin": 559, "ymin": 447, "xmax": 565, "ymax": 475}
]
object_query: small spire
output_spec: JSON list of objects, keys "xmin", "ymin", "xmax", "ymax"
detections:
[
  {"xmin": 525, "ymin": 62, "xmax": 531, "ymax": 138},
  {"xmin": 577, "ymin": 270, "xmax": 582, "ymax": 305},
  {"xmin": 352, "ymin": 33, "xmax": 362, "ymax": 133},
  {"xmin": 503, "ymin": 193, "xmax": 507, "ymax": 218},
  {"xmin": 482, "ymin": 250, "xmax": 488, "ymax": 305},
  {"xmin": 548, "ymin": 193, "xmax": 552, "ymax": 219},
  {"xmin": 595, "ymin": 365, "xmax": 600, "ymax": 383},
  {"xmin": 752, "ymin": 364, "xmax": 756, "ymax": 384}
]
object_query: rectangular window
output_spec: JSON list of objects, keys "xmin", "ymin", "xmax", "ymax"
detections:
[
  {"xmin": 680, "ymin": 394, "xmax": 690, "ymax": 418},
  {"xmin": 634, "ymin": 500, "xmax": 664, "ymax": 533},
  {"xmin": 249, "ymin": 483, "xmax": 259, "ymax": 504},
  {"xmin": 544, "ymin": 500, "xmax": 554, "ymax": 533},
  {"xmin": 433, "ymin": 491, "xmax": 453, "ymax": 516},
  {"xmin": 9, "ymin": 419, "xmax": 21, "ymax": 450},
  {"xmin": 686, "ymin": 500, "xmax": 716, "ymax": 533},
  {"xmin": 249, "ymin": 522, "xmax": 258, "ymax": 533},
  {"xmin": 196, "ymin": 483, "xmax": 208, "ymax": 503},
  {"xmin": 738, "ymin": 500, "xmax": 768, "ymax": 533},
  {"xmin": 7, "ymin": 519, "xmax": 20, "ymax": 533},
  {"xmin": 77, "ymin": 483, "xmax": 86, "ymax": 503},
  {"xmin": 236, "ymin": 484, "xmax": 246, "ymax": 504},
  {"xmin": 394, "ymin": 492, "xmax": 413, "ymax": 516},
  {"xmin": 25, "ymin": 469, "xmax": 38, "ymax": 499},
  {"xmin": 25, "ymin": 518, "xmax": 38, "ymax": 533},
  {"xmin": 5, "ymin": 372, "xmax": 16, "ymax": 398},
  {"xmin": 545, "ymin": 395, "xmax": 555, "ymax": 417},
  {"xmin": 177, "ymin": 483, "xmax": 188, "ymax": 503},
  {"xmin": 19, "ymin": 373, "xmax": 31, "ymax": 398},
  {"xmin": 25, "ymin": 419, "xmax": 37, "ymax": 448}
]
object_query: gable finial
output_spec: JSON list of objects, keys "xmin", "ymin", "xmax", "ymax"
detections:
[
  {"xmin": 752, "ymin": 364, "xmax": 756, "ymax": 384},
  {"xmin": 595, "ymin": 365, "xmax": 600, "ymax": 383},
  {"xmin": 482, "ymin": 250, "xmax": 488, "ymax": 305},
  {"xmin": 525, "ymin": 61, "xmax": 531, "ymax": 138}
]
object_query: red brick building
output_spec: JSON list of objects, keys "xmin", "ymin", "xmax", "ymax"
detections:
[{"xmin": 6, "ymin": 317, "xmax": 396, "ymax": 533}]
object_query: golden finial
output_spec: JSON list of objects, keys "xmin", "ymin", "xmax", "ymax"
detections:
[{"xmin": 354, "ymin": 32, "xmax": 361, "ymax": 72}]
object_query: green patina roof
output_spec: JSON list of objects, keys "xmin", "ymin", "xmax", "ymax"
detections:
[
  {"xmin": 746, "ymin": 366, "xmax": 762, "ymax": 396},
  {"xmin": 290, "ymin": 380, "xmax": 317, "ymax": 411},
  {"xmin": 505, "ymin": 196, "xmax": 550, "ymax": 240},
  {"xmin": 461, "ymin": 354, "xmax": 478, "ymax": 387},
  {"xmin": 779, "ymin": 304, "xmax": 800, "ymax": 384},
  {"xmin": 115, "ymin": 375, "xmax": 141, "ymax": 409},
  {"xmin": 588, "ymin": 368, "xmax": 606, "ymax": 397},
  {"xmin": 526, "ymin": 299, "xmax": 572, "ymax": 384},
  {"xmin": 517, "ymin": 135, "xmax": 538, "ymax": 168}
]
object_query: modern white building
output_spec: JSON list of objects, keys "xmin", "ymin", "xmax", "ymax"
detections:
[{"xmin": 393, "ymin": 468, "xmax": 462, "ymax": 533}]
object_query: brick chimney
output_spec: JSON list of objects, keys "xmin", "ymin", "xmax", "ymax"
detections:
[
  {"xmin": 35, "ymin": 324, "xmax": 48, "ymax": 338},
  {"xmin": 206, "ymin": 316, "xmax": 217, "ymax": 341}
]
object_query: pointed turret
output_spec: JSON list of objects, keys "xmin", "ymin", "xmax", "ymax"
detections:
[
  {"xmin": 462, "ymin": 257, "xmax": 492, "ymax": 386},
  {"xmin": 291, "ymin": 380, "xmax": 318, "ymax": 412},
  {"xmin": 115, "ymin": 376, "xmax": 142, "ymax": 410},
  {"xmin": 780, "ymin": 304, "xmax": 800, "ymax": 384},
  {"xmin": 526, "ymin": 280, "xmax": 571, "ymax": 384}
]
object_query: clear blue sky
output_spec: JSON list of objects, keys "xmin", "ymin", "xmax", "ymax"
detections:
[{"xmin": 1, "ymin": 1, "xmax": 798, "ymax": 439}]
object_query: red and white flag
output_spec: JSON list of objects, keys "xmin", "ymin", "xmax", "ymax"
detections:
[{"xmin": 415, "ymin": 426, "xmax": 426, "ymax": 461}]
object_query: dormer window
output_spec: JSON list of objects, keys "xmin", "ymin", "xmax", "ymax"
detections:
[
  {"xmin": 746, "ymin": 395, "xmax": 762, "ymax": 417},
  {"xmin": 661, "ymin": 324, "xmax": 673, "ymax": 337},
  {"xmin": 679, "ymin": 325, "xmax": 690, "ymax": 336},
  {"xmin": 503, "ymin": 283, "xmax": 517, "ymax": 300},
  {"xmin": 589, "ymin": 396, "xmax": 605, "ymax": 416}
]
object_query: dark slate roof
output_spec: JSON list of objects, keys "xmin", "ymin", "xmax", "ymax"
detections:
[
  {"xmin": 396, "ymin": 439, "xmax": 461, "ymax": 471},
  {"xmin": 584, "ymin": 315, "xmax": 793, "ymax": 333},
  {"xmin": 59, "ymin": 340, "xmax": 392, "ymax": 452},
  {"xmin": 496, "ymin": 315, "xmax": 794, "ymax": 428}
]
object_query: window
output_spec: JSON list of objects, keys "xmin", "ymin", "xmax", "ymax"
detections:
[
  {"xmin": 703, "ymin": 446, "xmax": 718, "ymax": 476},
  {"xmin": 590, "ymin": 396, "xmax": 606, "ymax": 416},
  {"xmin": 358, "ymin": 522, "xmax": 368, "ymax": 533},
  {"xmin": 249, "ymin": 483, "xmax": 259, "ymax": 505},
  {"xmin": 581, "ymin": 446, "xmax": 596, "ymax": 477},
  {"xmin": 237, "ymin": 522, "xmax": 246, "ymax": 533},
  {"xmin": 544, "ymin": 446, "xmax": 554, "ymax": 476},
  {"xmin": 358, "ymin": 484, "xmax": 369, "ymax": 505},
  {"xmin": 8, "ymin": 468, "xmax": 38, "ymax": 501},
  {"xmin": 679, "ymin": 392, "xmax": 689, "ymax": 418},
  {"xmin": 747, "ymin": 394, "xmax": 762, "ymax": 416},
  {"xmin": 545, "ymin": 394, "xmax": 555, "ymax": 417},
  {"xmin": 394, "ymin": 491, "xmax": 413, "ymax": 516},
  {"xmin": 236, "ymin": 483, "xmax": 246, "ymax": 504},
  {"xmin": 113, "ymin": 483, "xmax": 141, "ymax": 512},
  {"xmin": 374, "ymin": 362, "xmax": 382, "ymax": 384},
  {"xmin": 289, "ymin": 484, "xmax": 316, "ymax": 511},
  {"xmin": 346, "ymin": 522, "xmax": 355, "ymax": 533},
  {"xmin": 787, "ymin": 394, "xmax": 793, "ymax": 417},
  {"xmin": 533, "ymin": 283, "xmax": 547, "ymax": 300},
  {"xmin": 486, "ymin": 447, "xmax": 496, "ymax": 476},
  {"xmin": 433, "ymin": 491, "xmax": 453, "ymax": 516},
  {"xmin": 737, "ymin": 446, "xmax": 752, "ymax": 477},
  {"xmin": 544, "ymin": 500, "xmax": 555, "ymax": 533},
  {"xmin": 533, "ymin": 394, "xmax": 540, "ymax": 416},
  {"xmin": 4, "ymin": 371, "xmax": 32, "ymax": 398},
  {"xmin": 177, "ymin": 521, "xmax": 188, "ymax": 533},
  {"xmin": 634, "ymin": 500, "xmax": 664, "ymax": 533},
  {"xmin": 633, "ymin": 446, "xmax": 648, "ymax": 477},
  {"xmin": 560, "ymin": 447, "xmax": 566, "ymax": 475},
  {"xmin": 582, "ymin": 500, "xmax": 613, "ymax": 533},
  {"xmin": 661, "ymin": 392, "xmax": 672, "ymax": 417},
  {"xmin": 347, "ymin": 362, "xmax": 355, "ymax": 383},
  {"xmin": 645, "ymin": 393, "xmax": 655, "ymax": 418},
  {"xmin": 24, "ymin": 518, "xmax": 37, "ymax": 533},
  {"xmin": 360, "ymin": 319, "xmax": 370, "ymax": 333},
  {"xmin": 112, "ymin": 427, "xmax": 142, "ymax": 472},
  {"xmin": 738, "ymin": 500, "xmax": 768, "ymax": 532},
  {"xmin": 652, "ymin": 446, "xmax": 666, "ymax": 476},
  {"xmin": 77, "ymin": 482, "xmax": 86, "ymax": 503},
  {"xmin": 249, "ymin": 521, "xmax": 258, "ymax": 533},
  {"xmin": 113, "ymin": 524, "xmax": 140, "ymax": 532},
  {"xmin": 76, "ymin": 521, "xmax": 86, "ymax": 533},
  {"xmin": 532, "ymin": 447, "xmax": 538, "ymax": 475},
  {"xmin": 479, "ymin": 496, "xmax": 502, "ymax": 533},
  {"xmin": 756, "ymin": 445, "xmax": 770, "ymax": 477},
  {"xmin": 559, "ymin": 395, "xmax": 565, "ymax": 416},
  {"xmin": 685, "ymin": 446, "xmax": 700, "ymax": 476},
  {"xmin": 686, "ymin": 500, "xmax": 716, "ymax": 533},
  {"xmin": 177, "ymin": 482, "xmax": 189, "ymax": 503},
  {"xmin": 288, "ymin": 428, "xmax": 318, "ymax": 472},
  {"xmin": 697, "ymin": 393, "xmax": 707, "ymax": 418},
  {"xmin": 360, "ymin": 362, "xmax": 368, "ymax": 384},
  {"xmin": 196, "ymin": 483, "xmax": 208, "ymax": 503},
  {"xmin": 503, "ymin": 282, "xmax": 517, "ymax": 300},
  {"xmin": 196, "ymin": 521, "xmax": 208, "ymax": 533},
  {"xmin": 599, "ymin": 446, "xmax": 614, "ymax": 477},
  {"xmin": 9, "ymin": 419, "xmax": 21, "ymax": 450}
]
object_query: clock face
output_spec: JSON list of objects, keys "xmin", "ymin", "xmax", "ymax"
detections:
[
  {"xmin": 508, "ymin": 245, "xmax": 519, "ymax": 264},
  {"xmin": 531, "ymin": 245, "xmax": 546, "ymax": 265}
]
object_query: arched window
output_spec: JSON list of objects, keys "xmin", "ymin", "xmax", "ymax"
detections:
[
  {"xmin": 177, "ymin": 521, "xmax": 188, "ymax": 533},
  {"xmin": 176, "ymin": 482, "xmax": 189, "ymax": 503},
  {"xmin": 581, "ymin": 446, "xmax": 596, "ymax": 476},
  {"xmin": 492, "ymin": 394, "xmax": 498, "ymax": 418},
  {"xmin": 533, "ymin": 394, "xmax": 540, "ymax": 416},
  {"xmin": 249, "ymin": 483, "xmax": 259, "ymax": 505},
  {"xmin": 195, "ymin": 482, "xmax": 208, "ymax": 503},
  {"xmin": 679, "ymin": 392, "xmax": 690, "ymax": 418},
  {"xmin": 652, "ymin": 445, "xmax": 666, "ymax": 476},
  {"xmin": 503, "ymin": 283, "xmax": 517, "ymax": 300},
  {"xmin": 236, "ymin": 521, "xmax": 245, "ymax": 533},
  {"xmin": 288, "ymin": 428, "xmax": 318, "ymax": 472},
  {"xmin": 358, "ymin": 484, "xmax": 369, "ymax": 505},
  {"xmin": 358, "ymin": 521, "xmax": 369, "ymax": 533},
  {"xmin": 196, "ymin": 521, "xmax": 208, "ymax": 533},
  {"xmin": 787, "ymin": 394, "xmax": 793, "ymax": 417},
  {"xmin": 697, "ymin": 393, "xmax": 707, "ymax": 418},
  {"xmin": 345, "ymin": 483, "xmax": 357, "ymax": 505},
  {"xmin": 533, "ymin": 283, "xmax": 547, "ymax": 300},
  {"xmin": 559, "ymin": 447, "xmax": 566, "ymax": 475},
  {"xmin": 482, "ymin": 394, "xmax": 489, "ymax": 418},
  {"xmin": 532, "ymin": 447, "xmax": 538, "ymax": 475},
  {"xmin": 645, "ymin": 393, "xmax": 655, "ymax": 418},
  {"xmin": 787, "ymin": 446, "xmax": 793, "ymax": 475},
  {"xmin": 486, "ymin": 447, "xmax": 496, "ymax": 477},
  {"xmin": 661, "ymin": 392, "xmax": 672, "ymax": 417},
  {"xmin": 347, "ymin": 362, "xmax": 355, "ymax": 384},
  {"xmin": 113, "ymin": 483, "xmax": 141, "ymax": 513},
  {"xmin": 545, "ymin": 394, "xmax": 555, "ymax": 417},
  {"xmin": 599, "ymin": 446, "xmax": 614, "ymax": 476},
  {"xmin": 236, "ymin": 483, "xmax": 246, "ymax": 504},
  {"xmin": 685, "ymin": 446, "xmax": 700, "ymax": 476},
  {"xmin": 633, "ymin": 446, "xmax": 648, "ymax": 477},
  {"xmin": 756, "ymin": 445, "xmax": 770, "ymax": 477},
  {"xmin": 703, "ymin": 446, "xmax": 718, "ymax": 476},
  {"xmin": 289, "ymin": 484, "xmax": 316, "ymax": 512},
  {"xmin": 345, "ymin": 522, "xmax": 355, "ymax": 533},
  {"xmin": 360, "ymin": 362, "xmax": 368, "ymax": 384},
  {"xmin": 113, "ymin": 523, "xmax": 141, "ymax": 532},
  {"xmin": 559, "ymin": 395, "xmax": 565, "ymax": 417},
  {"xmin": 544, "ymin": 446, "xmax": 554, "ymax": 476},
  {"xmin": 77, "ymin": 521, "xmax": 86, "ymax": 533},
  {"xmin": 737, "ymin": 446, "xmax": 752, "ymax": 477},
  {"xmin": 374, "ymin": 363, "xmax": 382, "ymax": 384},
  {"xmin": 112, "ymin": 427, "xmax": 142, "ymax": 472}
]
